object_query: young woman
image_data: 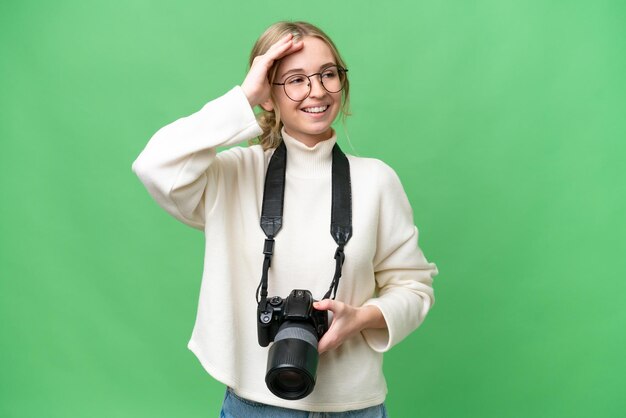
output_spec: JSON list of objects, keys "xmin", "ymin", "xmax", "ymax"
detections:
[{"xmin": 133, "ymin": 21, "xmax": 437, "ymax": 417}]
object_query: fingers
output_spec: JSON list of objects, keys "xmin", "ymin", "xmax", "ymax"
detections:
[
  {"xmin": 243, "ymin": 35, "xmax": 300, "ymax": 107},
  {"xmin": 318, "ymin": 322, "xmax": 343, "ymax": 354},
  {"xmin": 315, "ymin": 301, "xmax": 335, "ymax": 353},
  {"xmin": 315, "ymin": 301, "xmax": 362, "ymax": 354},
  {"xmin": 318, "ymin": 319, "xmax": 352, "ymax": 354},
  {"xmin": 272, "ymin": 35, "xmax": 304, "ymax": 61},
  {"xmin": 313, "ymin": 299, "xmax": 337, "ymax": 312},
  {"xmin": 257, "ymin": 34, "xmax": 303, "ymax": 68},
  {"xmin": 318, "ymin": 332, "xmax": 338, "ymax": 354}
]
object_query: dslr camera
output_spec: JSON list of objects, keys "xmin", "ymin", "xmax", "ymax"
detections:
[{"xmin": 257, "ymin": 289, "xmax": 329, "ymax": 400}]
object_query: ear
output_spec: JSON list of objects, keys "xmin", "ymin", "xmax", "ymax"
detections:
[{"xmin": 260, "ymin": 98, "xmax": 274, "ymax": 112}]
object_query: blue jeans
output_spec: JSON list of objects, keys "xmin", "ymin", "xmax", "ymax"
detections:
[{"xmin": 220, "ymin": 387, "xmax": 389, "ymax": 418}]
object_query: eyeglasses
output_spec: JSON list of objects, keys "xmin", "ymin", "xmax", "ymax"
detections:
[{"xmin": 272, "ymin": 65, "xmax": 348, "ymax": 102}]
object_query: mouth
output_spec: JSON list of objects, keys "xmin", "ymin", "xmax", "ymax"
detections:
[{"xmin": 301, "ymin": 105, "xmax": 330, "ymax": 114}]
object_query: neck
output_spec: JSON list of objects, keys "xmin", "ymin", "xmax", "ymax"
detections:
[
  {"xmin": 283, "ymin": 128, "xmax": 333, "ymax": 148},
  {"xmin": 280, "ymin": 128, "xmax": 336, "ymax": 179}
]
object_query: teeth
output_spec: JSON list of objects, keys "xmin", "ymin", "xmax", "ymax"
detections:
[{"xmin": 302, "ymin": 106, "xmax": 328, "ymax": 113}]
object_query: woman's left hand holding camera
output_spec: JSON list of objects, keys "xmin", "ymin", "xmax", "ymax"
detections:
[{"xmin": 313, "ymin": 300, "xmax": 386, "ymax": 354}]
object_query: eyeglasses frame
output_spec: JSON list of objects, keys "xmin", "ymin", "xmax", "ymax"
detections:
[{"xmin": 272, "ymin": 65, "xmax": 349, "ymax": 102}]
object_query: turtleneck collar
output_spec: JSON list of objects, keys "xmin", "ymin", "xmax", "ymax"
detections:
[{"xmin": 280, "ymin": 127, "xmax": 336, "ymax": 179}]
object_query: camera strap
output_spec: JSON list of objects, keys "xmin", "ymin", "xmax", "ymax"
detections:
[{"xmin": 256, "ymin": 140, "xmax": 352, "ymax": 305}]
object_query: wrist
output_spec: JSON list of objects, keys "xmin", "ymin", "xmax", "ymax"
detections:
[
  {"xmin": 240, "ymin": 84, "xmax": 257, "ymax": 107},
  {"xmin": 358, "ymin": 305, "xmax": 386, "ymax": 331}
]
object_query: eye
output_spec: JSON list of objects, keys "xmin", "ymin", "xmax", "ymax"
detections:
[
  {"xmin": 287, "ymin": 75, "xmax": 307, "ymax": 85},
  {"xmin": 321, "ymin": 68, "xmax": 338, "ymax": 79}
]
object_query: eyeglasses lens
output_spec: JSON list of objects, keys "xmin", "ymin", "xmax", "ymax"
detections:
[{"xmin": 284, "ymin": 66, "xmax": 345, "ymax": 101}]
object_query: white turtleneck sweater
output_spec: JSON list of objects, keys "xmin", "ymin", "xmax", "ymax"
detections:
[{"xmin": 132, "ymin": 86, "xmax": 438, "ymax": 412}]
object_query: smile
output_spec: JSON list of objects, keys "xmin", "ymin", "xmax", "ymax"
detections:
[{"xmin": 301, "ymin": 105, "xmax": 329, "ymax": 114}]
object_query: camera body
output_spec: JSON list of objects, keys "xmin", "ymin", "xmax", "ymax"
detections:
[{"xmin": 257, "ymin": 289, "xmax": 328, "ymax": 347}]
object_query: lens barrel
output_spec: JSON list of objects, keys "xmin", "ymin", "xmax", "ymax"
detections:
[{"xmin": 265, "ymin": 321, "xmax": 320, "ymax": 400}]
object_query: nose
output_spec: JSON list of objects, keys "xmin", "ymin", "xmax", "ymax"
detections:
[{"xmin": 307, "ymin": 75, "xmax": 327, "ymax": 98}]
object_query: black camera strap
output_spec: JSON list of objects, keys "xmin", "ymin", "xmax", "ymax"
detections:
[{"xmin": 256, "ymin": 140, "xmax": 352, "ymax": 306}]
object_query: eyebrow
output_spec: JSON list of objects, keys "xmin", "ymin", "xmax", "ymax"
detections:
[{"xmin": 280, "ymin": 62, "xmax": 337, "ymax": 78}]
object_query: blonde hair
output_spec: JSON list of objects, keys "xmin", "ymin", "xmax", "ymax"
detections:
[{"xmin": 248, "ymin": 21, "xmax": 351, "ymax": 150}]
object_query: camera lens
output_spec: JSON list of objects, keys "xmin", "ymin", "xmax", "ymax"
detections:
[
  {"xmin": 265, "ymin": 321, "xmax": 319, "ymax": 400},
  {"xmin": 274, "ymin": 370, "xmax": 306, "ymax": 393}
]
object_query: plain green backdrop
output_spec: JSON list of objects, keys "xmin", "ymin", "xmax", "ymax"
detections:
[{"xmin": 1, "ymin": 1, "xmax": 625, "ymax": 417}]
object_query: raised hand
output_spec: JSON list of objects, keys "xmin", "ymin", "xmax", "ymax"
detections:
[{"xmin": 241, "ymin": 33, "xmax": 304, "ymax": 108}]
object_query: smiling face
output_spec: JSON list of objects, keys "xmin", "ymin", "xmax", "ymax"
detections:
[{"xmin": 266, "ymin": 36, "xmax": 343, "ymax": 147}]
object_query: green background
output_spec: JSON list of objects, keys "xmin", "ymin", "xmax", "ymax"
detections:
[{"xmin": 1, "ymin": 1, "xmax": 625, "ymax": 417}]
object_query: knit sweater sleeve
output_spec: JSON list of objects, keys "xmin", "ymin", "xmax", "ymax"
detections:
[
  {"xmin": 132, "ymin": 86, "xmax": 262, "ymax": 230},
  {"xmin": 361, "ymin": 162, "xmax": 438, "ymax": 352}
]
